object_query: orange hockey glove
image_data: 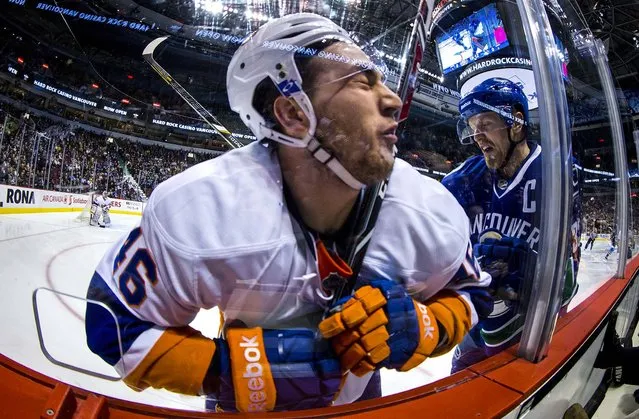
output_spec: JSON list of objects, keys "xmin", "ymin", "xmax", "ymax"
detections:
[{"xmin": 319, "ymin": 279, "xmax": 472, "ymax": 376}]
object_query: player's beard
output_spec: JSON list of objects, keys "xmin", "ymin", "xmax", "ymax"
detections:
[
  {"xmin": 483, "ymin": 152, "xmax": 503, "ymax": 170},
  {"xmin": 314, "ymin": 116, "xmax": 394, "ymax": 186}
]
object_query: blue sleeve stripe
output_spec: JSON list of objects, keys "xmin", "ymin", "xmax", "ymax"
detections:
[{"xmin": 85, "ymin": 272, "xmax": 155, "ymax": 366}]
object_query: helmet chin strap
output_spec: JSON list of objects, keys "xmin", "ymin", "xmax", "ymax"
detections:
[
  {"xmin": 301, "ymin": 105, "xmax": 366, "ymax": 190},
  {"xmin": 497, "ymin": 128, "xmax": 526, "ymax": 176},
  {"xmin": 306, "ymin": 137, "xmax": 365, "ymax": 190}
]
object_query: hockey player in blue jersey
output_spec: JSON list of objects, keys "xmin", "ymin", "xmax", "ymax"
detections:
[{"xmin": 443, "ymin": 78, "xmax": 579, "ymax": 372}]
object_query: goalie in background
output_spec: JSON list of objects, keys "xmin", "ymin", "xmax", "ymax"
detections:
[
  {"xmin": 84, "ymin": 13, "xmax": 491, "ymax": 413},
  {"xmin": 90, "ymin": 191, "xmax": 112, "ymax": 228}
]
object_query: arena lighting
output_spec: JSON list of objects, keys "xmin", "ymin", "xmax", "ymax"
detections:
[
  {"xmin": 121, "ymin": 98, "xmax": 130, "ymax": 104},
  {"xmin": 243, "ymin": 9, "xmax": 268, "ymax": 20},
  {"xmin": 17, "ymin": 57, "xmax": 24, "ymax": 64},
  {"xmin": 194, "ymin": 0, "xmax": 223, "ymax": 14},
  {"xmin": 418, "ymin": 67, "xmax": 444, "ymax": 82},
  {"xmin": 202, "ymin": 0, "xmax": 224, "ymax": 14}
]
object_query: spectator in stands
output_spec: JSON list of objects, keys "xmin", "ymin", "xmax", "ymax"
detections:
[
  {"xmin": 0, "ymin": 103, "xmax": 216, "ymax": 200},
  {"xmin": 0, "ymin": 161, "xmax": 9, "ymax": 183}
]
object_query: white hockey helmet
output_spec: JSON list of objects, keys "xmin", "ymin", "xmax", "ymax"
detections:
[{"xmin": 227, "ymin": 13, "xmax": 367, "ymax": 189}]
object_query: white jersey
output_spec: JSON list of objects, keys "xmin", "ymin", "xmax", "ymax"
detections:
[
  {"xmin": 94, "ymin": 195, "xmax": 112, "ymax": 210},
  {"xmin": 89, "ymin": 141, "xmax": 487, "ymax": 403}
]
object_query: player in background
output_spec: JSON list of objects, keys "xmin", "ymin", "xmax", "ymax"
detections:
[
  {"xmin": 90, "ymin": 191, "xmax": 112, "ymax": 228},
  {"xmin": 89, "ymin": 193, "xmax": 100, "ymax": 227},
  {"xmin": 442, "ymin": 78, "xmax": 580, "ymax": 372},
  {"xmin": 84, "ymin": 13, "xmax": 491, "ymax": 413},
  {"xmin": 604, "ymin": 228, "xmax": 617, "ymax": 260},
  {"xmin": 570, "ymin": 159, "xmax": 583, "ymax": 284},
  {"xmin": 603, "ymin": 227, "xmax": 634, "ymax": 260},
  {"xmin": 584, "ymin": 230, "xmax": 597, "ymax": 250},
  {"xmin": 99, "ymin": 191, "xmax": 112, "ymax": 228},
  {"xmin": 469, "ymin": 17, "xmax": 487, "ymax": 57}
]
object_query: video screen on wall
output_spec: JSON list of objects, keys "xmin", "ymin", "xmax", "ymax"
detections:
[{"xmin": 436, "ymin": 3, "xmax": 510, "ymax": 75}]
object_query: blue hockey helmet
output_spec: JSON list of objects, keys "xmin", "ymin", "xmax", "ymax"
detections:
[{"xmin": 457, "ymin": 77, "xmax": 528, "ymax": 145}]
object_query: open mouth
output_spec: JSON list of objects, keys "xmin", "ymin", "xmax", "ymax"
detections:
[
  {"xmin": 382, "ymin": 133, "xmax": 398, "ymax": 144},
  {"xmin": 381, "ymin": 124, "xmax": 398, "ymax": 145}
]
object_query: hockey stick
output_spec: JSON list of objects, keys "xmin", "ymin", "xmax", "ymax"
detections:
[
  {"xmin": 397, "ymin": 0, "xmax": 431, "ymax": 123},
  {"xmin": 325, "ymin": 0, "xmax": 434, "ymax": 308},
  {"xmin": 142, "ymin": 36, "xmax": 243, "ymax": 149}
]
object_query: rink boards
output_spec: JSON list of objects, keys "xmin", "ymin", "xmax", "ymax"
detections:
[
  {"xmin": 0, "ymin": 209, "xmax": 636, "ymax": 417},
  {"xmin": 0, "ymin": 184, "xmax": 144, "ymax": 215}
]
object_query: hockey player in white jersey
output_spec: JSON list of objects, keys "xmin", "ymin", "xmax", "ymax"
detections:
[
  {"xmin": 89, "ymin": 194, "xmax": 100, "ymax": 227},
  {"xmin": 90, "ymin": 191, "xmax": 112, "ymax": 228},
  {"xmin": 85, "ymin": 13, "xmax": 491, "ymax": 413},
  {"xmin": 99, "ymin": 191, "xmax": 112, "ymax": 228}
]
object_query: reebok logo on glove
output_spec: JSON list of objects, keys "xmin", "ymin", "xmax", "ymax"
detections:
[
  {"xmin": 227, "ymin": 328, "xmax": 277, "ymax": 412},
  {"xmin": 416, "ymin": 302, "xmax": 435, "ymax": 340},
  {"xmin": 240, "ymin": 335, "xmax": 267, "ymax": 411}
]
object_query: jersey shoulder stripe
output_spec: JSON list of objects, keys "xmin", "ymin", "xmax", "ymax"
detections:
[{"xmin": 86, "ymin": 271, "xmax": 155, "ymax": 365}]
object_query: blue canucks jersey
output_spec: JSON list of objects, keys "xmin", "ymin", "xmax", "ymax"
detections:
[
  {"xmin": 443, "ymin": 142, "xmax": 542, "ymax": 253},
  {"xmin": 443, "ymin": 142, "xmax": 580, "ymax": 367},
  {"xmin": 443, "ymin": 143, "xmax": 541, "ymax": 355}
]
